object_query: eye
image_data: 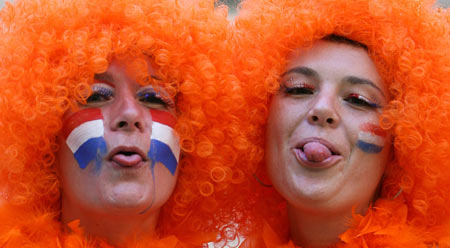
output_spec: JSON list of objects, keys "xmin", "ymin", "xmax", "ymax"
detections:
[
  {"xmin": 136, "ymin": 86, "xmax": 174, "ymax": 110},
  {"xmin": 344, "ymin": 93, "xmax": 381, "ymax": 109},
  {"xmin": 282, "ymin": 80, "xmax": 315, "ymax": 95},
  {"xmin": 86, "ymin": 83, "xmax": 114, "ymax": 105}
]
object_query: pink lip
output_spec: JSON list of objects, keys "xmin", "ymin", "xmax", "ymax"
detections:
[
  {"xmin": 293, "ymin": 137, "xmax": 343, "ymax": 169},
  {"xmin": 107, "ymin": 146, "xmax": 148, "ymax": 167}
]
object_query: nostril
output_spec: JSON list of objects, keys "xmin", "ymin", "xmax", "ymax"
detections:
[
  {"xmin": 134, "ymin": 122, "xmax": 142, "ymax": 130},
  {"xmin": 118, "ymin": 121, "xmax": 127, "ymax": 128},
  {"xmin": 312, "ymin": 116, "xmax": 319, "ymax": 122},
  {"xmin": 326, "ymin": 118, "xmax": 333, "ymax": 124}
]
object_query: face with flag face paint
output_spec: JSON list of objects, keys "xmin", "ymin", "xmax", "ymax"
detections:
[
  {"xmin": 266, "ymin": 40, "xmax": 392, "ymax": 216},
  {"xmin": 56, "ymin": 59, "xmax": 179, "ymax": 222}
]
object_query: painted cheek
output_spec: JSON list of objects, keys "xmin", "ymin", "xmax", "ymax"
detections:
[
  {"xmin": 147, "ymin": 109, "xmax": 180, "ymax": 176},
  {"xmin": 63, "ymin": 108, "xmax": 107, "ymax": 169},
  {"xmin": 356, "ymin": 123, "xmax": 387, "ymax": 154}
]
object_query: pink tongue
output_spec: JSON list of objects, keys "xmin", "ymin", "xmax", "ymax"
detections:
[
  {"xmin": 303, "ymin": 142, "xmax": 332, "ymax": 162},
  {"xmin": 112, "ymin": 154, "xmax": 142, "ymax": 166}
]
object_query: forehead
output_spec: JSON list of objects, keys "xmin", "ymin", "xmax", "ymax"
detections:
[{"xmin": 286, "ymin": 40, "xmax": 383, "ymax": 88}]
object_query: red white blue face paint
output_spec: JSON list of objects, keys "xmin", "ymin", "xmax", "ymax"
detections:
[
  {"xmin": 63, "ymin": 108, "xmax": 107, "ymax": 169},
  {"xmin": 147, "ymin": 109, "xmax": 180, "ymax": 175},
  {"xmin": 356, "ymin": 123, "xmax": 387, "ymax": 154}
]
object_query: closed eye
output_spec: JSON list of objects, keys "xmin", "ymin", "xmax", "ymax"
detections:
[
  {"xmin": 136, "ymin": 86, "xmax": 174, "ymax": 110},
  {"xmin": 344, "ymin": 93, "xmax": 381, "ymax": 108},
  {"xmin": 86, "ymin": 83, "xmax": 114, "ymax": 105},
  {"xmin": 282, "ymin": 81, "xmax": 315, "ymax": 95}
]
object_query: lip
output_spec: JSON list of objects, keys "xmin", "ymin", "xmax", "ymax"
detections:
[
  {"xmin": 107, "ymin": 146, "xmax": 148, "ymax": 167},
  {"xmin": 293, "ymin": 137, "xmax": 343, "ymax": 169}
]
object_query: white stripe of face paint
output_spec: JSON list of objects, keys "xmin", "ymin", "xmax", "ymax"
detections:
[
  {"xmin": 151, "ymin": 122, "xmax": 181, "ymax": 162},
  {"xmin": 357, "ymin": 132, "xmax": 385, "ymax": 147},
  {"xmin": 66, "ymin": 120, "xmax": 104, "ymax": 153}
]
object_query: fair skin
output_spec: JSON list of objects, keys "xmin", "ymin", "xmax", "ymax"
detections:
[
  {"xmin": 265, "ymin": 40, "xmax": 391, "ymax": 247},
  {"xmin": 56, "ymin": 59, "xmax": 179, "ymax": 246}
]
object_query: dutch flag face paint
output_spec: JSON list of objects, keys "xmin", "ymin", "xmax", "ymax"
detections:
[
  {"xmin": 63, "ymin": 108, "xmax": 107, "ymax": 169},
  {"xmin": 148, "ymin": 109, "xmax": 180, "ymax": 175},
  {"xmin": 356, "ymin": 123, "xmax": 387, "ymax": 154}
]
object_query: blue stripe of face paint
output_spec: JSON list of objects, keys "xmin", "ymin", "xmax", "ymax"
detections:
[
  {"xmin": 73, "ymin": 137, "xmax": 107, "ymax": 169},
  {"xmin": 148, "ymin": 139, "xmax": 178, "ymax": 175},
  {"xmin": 356, "ymin": 140, "xmax": 383, "ymax": 154}
]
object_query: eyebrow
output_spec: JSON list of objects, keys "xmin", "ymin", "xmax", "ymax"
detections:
[
  {"xmin": 281, "ymin": 66, "xmax": 320, "ymax": 79},
  {"xmin": 282, "ymin": 67, "xmax": 385, "ymax": 96},
  {"xmin": 344, "ymin": 76, "xmax": 385, "ymax": 97}
]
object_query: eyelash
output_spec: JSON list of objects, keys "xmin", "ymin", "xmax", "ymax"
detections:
[
  {"xmin": 86, "ymin": 84, "xmax": 174, "ymax": 110},
  {"xmin": 281, "ymin": 80, "xmax": 382, "ymax": 109},
  {"xmin": 136, "ymin": 89, "xmax": 174, "ymax": 109},
  {"xmin": 282, "ymin": 81, "xmax": 315, "ymax": 95},
  {"xmin": 344, "ymin": 93, "xmax": 381, "ymax": 108},
  {"xmin": 86, "ymin": 85, "xmax": 114, "ymax": 103}
]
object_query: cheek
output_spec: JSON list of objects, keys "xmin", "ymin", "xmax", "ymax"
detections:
[
  {"xmin": 266, "ymin": 98, "xmax": 287, "ymax": 158},
  {"xmin": 152, "ymin": 164, "xmax": 179, "ymax": 206},
  {"xmin": 148, "ymin": 109, "xmax": 180, "ymax": 176},
  {"xmin": 355, "ymin": 122, "xmax": 388, "ymax": 154},
  {"xmin": 62, "ymin": 108, "xmax": 106, "ymax": 170},
  {"xmin": 56, "ymin": 137, "xmax": 91, "ymax": 195},
  {"xmin": 56, "ymin": 135, "xmax": 76, "ymax": 174},
  {"xmin": 346, "ymin": 121, "xmax": 391, "ymax": 191},
  {"xmin": 265, "ymin": 96, "xmax": 300, "ymax": 183},
  {"xmin": 266, "ymin": 96, "xmax": 295, "ymax": 139}
]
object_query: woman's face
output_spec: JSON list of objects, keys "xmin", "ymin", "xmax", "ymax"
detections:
[
  {"xmin": 266, "ymin": 40, "xmax": 391, "ymax": 214},
  {"xmin": 57, "ymin": 59, "xmax": 179, "ymax": 216}
]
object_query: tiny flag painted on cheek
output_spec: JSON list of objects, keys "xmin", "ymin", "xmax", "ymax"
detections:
[
  {"xmin": 148, "ymin": 109, "xmax": 180, "ymax": 176},
  {"xmin": 357, "ymin": 123, "xmax": 387, "ymax": 154},
  {"xmin": 63, "ymin": 108, "xmax": 107, "ymax": 169}
]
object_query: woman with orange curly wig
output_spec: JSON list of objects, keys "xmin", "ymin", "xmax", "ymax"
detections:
[
  {"xmin": 0, "ymin": 0, "xmax": 247, "ymax": 247},
  {"xmin": 232, "ymin": 0, "xmax": 450, "ymax": 247}
]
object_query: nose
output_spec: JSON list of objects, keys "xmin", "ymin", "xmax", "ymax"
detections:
[
  {"xmin": 110, "ymin": 93, "xmax": 146, "ymax": 132},
  {"xmin": 307, "ymin": 92, "xmax": 340, "ymax": 128}
]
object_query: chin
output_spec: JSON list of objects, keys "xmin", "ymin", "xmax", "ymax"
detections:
[
  {"xmin": 282, "ymin": 177, "xmax": 340, "ymax": 208},
  {"xmin": 289, "ymin": 187, "xmax": 370, "ymax": 216},
  {"xmin": 103, "ymin": 181, "xmax": 154, "ymax": 211},
  {"xmin": 288, "ymin": 190, "xmax": 335, "ymax": 209}
]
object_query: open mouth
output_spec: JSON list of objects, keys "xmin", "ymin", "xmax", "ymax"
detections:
[
  {"xmin": 117, "ymin": 151, "xmax": 138, "ymax": 156},
  {"xmin": 294, "ymin": 138, "xmax": 342, "ymax": 167},
  {"xmin": 107, "ymin": 147, "xmax": 147, "ymax": 167},
  {"xmin": 299, "ymin": 142, "xmax": 339, "ymax": 157}
]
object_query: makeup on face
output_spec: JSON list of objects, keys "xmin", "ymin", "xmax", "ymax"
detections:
[
  {"xmin": 139, "ymin": 109, "xmax": 179, "ymax": 215},
  {"xmin": 148, "ymin": 109, "xmax": 180, "ymax": 176},
  {"xmin": 356, "ymin": 123, "xmax": 387, "ymax": 154},
  {"xmin": 65, "ymin": 58, "xmax": 181, "ymax": 173},
  {"xmin": 68, "ymin": 74, "xmax": 179, "ymax": 173},
  {"xmin": 63, "ymin": 108, "xmax": 107, "ymax": 170}
]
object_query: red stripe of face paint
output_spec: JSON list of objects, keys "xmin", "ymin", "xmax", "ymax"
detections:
[
  {"xmin": 149, "ymin": 109, "xmax": 176, "ymax": 128},
  {"xmin": 359, "ymin": 123, "xmax": 387, "ymax": 137},
  {"xmin": 62, "ymin": 108, "xmax": 103, "ymax": 139}
]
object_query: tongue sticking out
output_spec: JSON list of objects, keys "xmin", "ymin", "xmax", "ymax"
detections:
[
  {"xmin": 113, "ymin": 153, "xmax": 142, "ymax": 166},
  {"xmin": 303, "ymin": 142, "xmax": 332, "ymax": 162}
]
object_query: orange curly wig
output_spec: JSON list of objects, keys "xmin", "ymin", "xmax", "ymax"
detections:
[
  {"xmin": 0, "ymin": 0, "xmax": 253, "ymax": 246},
  {"xmin": 232, "ymin": 0, "xmax": 450, "ymax": 247}
]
